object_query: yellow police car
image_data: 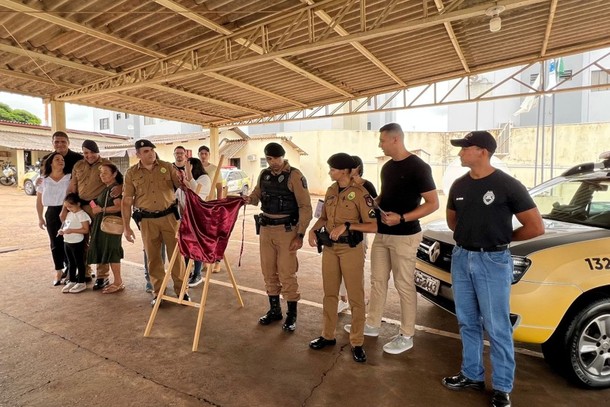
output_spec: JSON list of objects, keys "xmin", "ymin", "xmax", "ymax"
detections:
[
  {"xmin": 415, "ymin": 154, "xmax": 610, "ymax": 388},
  {"xmin": 220, "ymin": 167, "xmax": 250, "ymax": 196}
]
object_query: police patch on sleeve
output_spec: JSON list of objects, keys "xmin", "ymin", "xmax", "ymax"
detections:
[
  {"xmin": 364, "ymin": 194, "xmax": 374, "ymax": 207},
  {"xmin": 301, "ymin": 176, "xmax": 308, "ymax": 189},
  {"xmin": 368, "ymin": 209, "xmax": 376, "ymax": 218}
]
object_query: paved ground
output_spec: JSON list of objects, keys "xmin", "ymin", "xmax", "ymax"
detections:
[{"xmin": 0, "ymin": 186, "xmax": 608, "ymax": 406}]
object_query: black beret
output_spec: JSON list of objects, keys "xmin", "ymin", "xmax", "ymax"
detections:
[
  {"xmin": 327, "ymin": 153, "xmax": 356, "ymax": 170},
  {"xmin": 135, "ymin": 139, "xmax": 156, "ymax": 150},
  {"xmin": 82, "ymin": 140, "xmax": 99, "ymax": 153},
  {"xmin": 264, "ymin": 142, "xmax": 285, "ymax": 157}
]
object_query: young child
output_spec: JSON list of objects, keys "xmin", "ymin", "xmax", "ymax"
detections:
[{"xmin": 60, "ymin": 193, "xmax": 91, "ymax": 294}]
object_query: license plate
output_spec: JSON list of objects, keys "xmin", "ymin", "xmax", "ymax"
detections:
[{"xmin": 414, "ymin": 270, "xmax": 440, "ymax": 296}]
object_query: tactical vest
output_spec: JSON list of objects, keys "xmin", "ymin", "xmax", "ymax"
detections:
[{"xmin": 260, "ymin": 168, "xmax": 299, "ymax": 216}]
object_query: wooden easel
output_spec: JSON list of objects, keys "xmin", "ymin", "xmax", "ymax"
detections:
[{"xmin": 143, "ymin": 155, "xmax": 245, "ymax": 351}]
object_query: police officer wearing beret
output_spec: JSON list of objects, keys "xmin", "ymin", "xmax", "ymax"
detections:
[
  {"xmin": 122, "ymin": 140, "xmax": 188, "ymax": 305},
  {"xmin": 308, "ymin": 153, "xmax": 377, "ymax": 363},
  {"xmin": 245, "ymin": 142, "xmax": 312, "ymax": 332}
]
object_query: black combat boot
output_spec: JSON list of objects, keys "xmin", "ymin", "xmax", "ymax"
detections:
[
  {"xmin": 282, "ymin": 301, "xmax": 297, "ymax": 332},
  {"xmin": 259, "ymin": 295, "xmax": 283, "ymax": 325}
]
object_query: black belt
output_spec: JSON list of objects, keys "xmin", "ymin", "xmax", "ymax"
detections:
[
  {"xmin": 459, "ymin": 244, "xmax": 509, "ymax": 252},
  {"xmin": 259, "ymin": 214, "xmax": 294, "ymax": 226},
  {"xmin": 335, "ymin": 235, "xmax": 352, "ymax": 244},
  {"xmin": 138, "ymin": 205, "xmax": 176, "ymax": 219}
]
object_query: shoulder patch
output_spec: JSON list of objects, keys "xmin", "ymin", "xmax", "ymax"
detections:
[
  {"xmin": 368, "ymin": 209, "xmax": 376, "ymax": 218},
  {"xmin": 301, "ymin": 176, "xmax": 308, "ymax": 189},
  {"xmin": 364, "ymin": 194, "xmax": 374, "ymax": 207}
]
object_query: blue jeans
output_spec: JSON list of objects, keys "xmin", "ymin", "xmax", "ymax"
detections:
[{"xmin": 451, "ymin": 246, "xmax": 515, "ymax": 393}]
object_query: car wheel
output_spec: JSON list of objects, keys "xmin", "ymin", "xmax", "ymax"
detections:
[
  {"xmin": 563, "ymin": 297, "xmax": 610, "ymax": 388},
  {"xmin": 24, "ymin": 180, "xmax": 36, "ymax": 195},
  {"xmin": 240, "ymin": 185, "xmax": 249, "ymax": 196}
]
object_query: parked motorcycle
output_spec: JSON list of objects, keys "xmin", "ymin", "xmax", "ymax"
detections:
[{"xmin": 0, "ymin": 162, "xmax": 17, "ymax": 186}]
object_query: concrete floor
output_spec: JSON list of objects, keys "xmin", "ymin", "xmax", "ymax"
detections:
[{"xmin": 1, "ymin": 187, "xmax": 608, "ymax": 407}]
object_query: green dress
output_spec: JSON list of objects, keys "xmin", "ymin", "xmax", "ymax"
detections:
[{"xmin": 87, "ymin": 185, "xmax": 124, "ymax": 264}]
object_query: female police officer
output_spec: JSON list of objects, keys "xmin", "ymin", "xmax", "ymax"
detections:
[{"xmin": 307, "ymin": 153, "xmax": 377, "ymax": 362}]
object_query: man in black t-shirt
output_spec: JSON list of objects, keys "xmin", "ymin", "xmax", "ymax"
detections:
[
  {"xmin": 346, "ymin": 123, "xmax": 438, "ymax": 354},
  {"xmin": 441, "ymin": 131, "xmax": 544, "ymax": 407},
  {"xmin": 40, "ymin": 131, "xmax": 84, "ymax": 176}
]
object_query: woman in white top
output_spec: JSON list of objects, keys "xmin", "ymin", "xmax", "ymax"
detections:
[
  {"xmin": 175, "ymin": 157, "xmax": 211, "ymax": 287},
  {"xmin": 36, "ymin": 152, "xmax": 72, "ymax": 286}
]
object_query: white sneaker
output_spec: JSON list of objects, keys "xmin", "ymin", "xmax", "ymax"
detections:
[
  {"xmin": 69, "ymin": 283, "xmax": 87, "ymax": 293},
  {"xmin": 337, "ymin": 300, "xmax": 349, "ymax": 314},
  {"xmin": 383, "ymin": 334, "xmax": 413, "ymax": 354},
  {"xmin": 343, "ymin": 323, "xmax": 380, "ymax": 337},
  {"xmin": 62, "ymin": 282, "xmax": 77, "ymax": 293}
]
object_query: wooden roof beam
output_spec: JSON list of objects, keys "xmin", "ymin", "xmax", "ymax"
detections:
[
  {"xmin": 434, "ymin": 0, "xmax": 470, "ymax": 73},
  {"xmin": 0, "ymin": 0, "xmax": 166, "ymax": 59},
  {"xmin": 154, "ymin": 0, "xmax": 352, "ymax": 98},
  {"xmin": 148, "ymin": 84, "xmax": 266, "ymax": 115},
  {"xmin": 299, "ymin": 0, "xmax": 406, "ymax": 86},
  {"xmin": 54, "ymin": 0, "xmax": 550, "ymax": 100},
  {"xmin": 541, "ymin": 0, "xmax": 559, "ymax": 56}
]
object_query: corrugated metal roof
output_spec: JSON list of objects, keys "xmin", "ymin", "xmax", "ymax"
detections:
[{"xmin": 0, "ymin": 1, "xmax": 607, "ymax": 127}]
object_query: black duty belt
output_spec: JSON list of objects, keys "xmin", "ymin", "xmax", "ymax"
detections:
[
  {"xmin": 138, "ymin": 205, "xmax": 176, "ymax": 219},
  {"xmin": 459, "ymin": 244, "xmax": 509, "ymax": 252},
  {"xmin": 259, "ymin": 214, "xmax": 295, "ymax": 226}
]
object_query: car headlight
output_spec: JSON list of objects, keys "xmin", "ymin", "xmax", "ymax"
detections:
[{"xmin": 512, "ymin": 256, "xmax": 531, "ymax": 283}]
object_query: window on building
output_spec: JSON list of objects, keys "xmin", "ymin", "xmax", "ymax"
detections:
[
  {"xmin": 367, "ymin": 121, "xmax": 372, "ymax": 130},
  {"xmin": 100, "ymin": 118, "xmax": 109, "ymax": 130},
  {"xmin": 144, "ymin": 116, "xmax": 155, "ymax": 125},
  {"xmin": 116, "ymin": 113, "xmax": 122, "ymax": 120},
  {"xmin": 591, "ymin": 70, "xmax": 610, "ymax": 92},
  {"xmin": 260, "ymin": 158, "xmax": 267, "ymax": 168}
]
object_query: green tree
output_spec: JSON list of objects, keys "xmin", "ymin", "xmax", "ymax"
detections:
[{"xmin": 0, "ymin": 103, "xmax": 42, "ymax": 124}]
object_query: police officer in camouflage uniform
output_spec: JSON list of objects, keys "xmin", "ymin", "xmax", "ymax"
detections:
[{"xmin": 246, "ymin": 142, "xmax": 312, "ymax": 332}]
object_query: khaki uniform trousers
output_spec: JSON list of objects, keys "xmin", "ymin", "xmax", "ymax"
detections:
[
  {"xmin": 366, "ymin": 232, "xmax": 422, "ymax": 337},
  {"xmin": 259, "ymin": 225, "xmax": 300, "ymax": 302},
  {"xmin": 82, "ymin": 204, "xmax": 109, "ymax": 279},
  {"xmin": 321, "ymin": 243, "xmax": 366, "ymax": 346},
  {"xmin": 141, "ymin": 214, "xmax": 184, "ymax": 296}
]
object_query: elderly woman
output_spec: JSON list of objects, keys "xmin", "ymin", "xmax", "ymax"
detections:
[
  {"xmin": 87, "ymin": 162, "xmax": 125, "ymax": 293},
  {"xmin": 36, "ymin": 152, "xmax": 71, "ymax": 286},
  {"xmin": 175, "ymin": 157, "xmax": 211, "ymax": 287},
  {"xmin": 308, "ymin": 153, "xmax": 377, "ymax": 363}
]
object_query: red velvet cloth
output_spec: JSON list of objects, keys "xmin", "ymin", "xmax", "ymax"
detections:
[{"xmin": 178, "ymin": 188, "xmax": 245, "ymax": 264}]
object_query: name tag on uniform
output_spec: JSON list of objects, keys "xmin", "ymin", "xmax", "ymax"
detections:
[{"xmin": 314, "ymin": 199, "xmax": 324, "ymax": 218}]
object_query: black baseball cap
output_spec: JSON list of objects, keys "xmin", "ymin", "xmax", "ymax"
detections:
[{"xmin": 450, "ymin": 131, "xmax": 497, "ymax": 153}]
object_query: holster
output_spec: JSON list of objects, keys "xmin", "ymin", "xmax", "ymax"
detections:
[
  {"xmin": 131, "ymin": 211, "xmax": 143, "ymax": 230},
  {"xmin": 254, "ymin": 214, "xmax": 261, "ymax": 235},
  {"xmin": 347, "ymin": 230, "xmax": 364, "ymax": 248},
  {"xmin": 314, "ymin": 228, "xmax": 333, "ymax": 253}
]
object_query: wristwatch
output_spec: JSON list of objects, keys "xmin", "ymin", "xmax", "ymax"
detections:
[
  {"xmin": 399, "ymin": 214, "xmax": 406, "ymax": 224},
  {"xmin": 344, "ymin": 222, "xmax": 351, "ymax": 230}
]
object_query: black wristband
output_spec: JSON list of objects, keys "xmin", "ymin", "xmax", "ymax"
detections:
[
  {"xmin": 344, "ymin": 222, "xmax": 351, "ymax": 230},
  {"xmin": 399, "ymin": 214, "xmax": 405, "ymax": 224},
  {"xmin": 297, "ymin": 233, "xmax": 305, "ymax": 239}
]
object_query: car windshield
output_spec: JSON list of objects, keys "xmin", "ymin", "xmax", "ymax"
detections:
[{"xmin": 530, "ymin": 176, "xmax": 610, "ymax": 229}]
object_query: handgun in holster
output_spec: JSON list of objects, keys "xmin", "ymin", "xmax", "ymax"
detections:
[
  {"xmin": 254, "ymin": 214, "xmax": 261, "ymax": 235},
  {"xmin": 314, "ymin": 228, "xmax": 333, "ymax": 253},
  {"xmin": 347, "ymin": 230, "xmax": 364, "ymax": 248},
  {"xmin": 131, "ymin": 210, "xmax": 143, "ymax": 230}
]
